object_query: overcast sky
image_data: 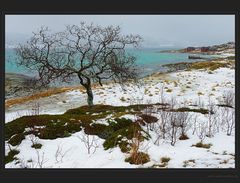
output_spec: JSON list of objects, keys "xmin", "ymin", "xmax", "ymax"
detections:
[{"xmin": 6, "ymin": 15, "xmax": 235, "ymax": 47}]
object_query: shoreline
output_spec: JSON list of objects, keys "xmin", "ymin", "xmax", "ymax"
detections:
[
  {"xmin": 5, "ymin": 60, "xmax": 234, "ymax": 123},
  {"xmin": 5, "ymin": 55, "xmax": 235, "ymax": 109}
]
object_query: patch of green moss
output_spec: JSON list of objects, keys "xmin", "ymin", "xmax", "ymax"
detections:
[
  {"xmin": 64, "ymin": 104, "xmax": 151, "ymax": 116},
  {"xmin": 109, "ymin": 118, "xmax": 133, "ymax": 130},
  {"xmin": 6, "ymin": 114, "xmax": 85, "ymax": 143},
  {"xmin": 39, "ymin": 121, "xmax": 82, "ymax": 139},
  {"xmin": 5, "ymin": 105, "xmax": 152, "ymax": 145},
  {"xmin": 31, "ymin": 143, "xmax": 42, "ymax": 149},
  {"xmin": 173, "ymin": 107, "xmax": 210, "ymax": 114},
  {"xmin": 5, "ymin": 149, "xmax": 20, "ymax": 164},
  {"xmin": 8, "ymin": 133, "xmax": 25, "ymax": 146},
  {"xmin": 103, "ymin": 119, "xmax": 150, "ymax": 151},
  {"xmin": 84, "ymin": 123, "xmax": 109, "ymax": 138},
  {"xmin": 119, "ymin": 141, "xmax": 131, "ymax": 153}
]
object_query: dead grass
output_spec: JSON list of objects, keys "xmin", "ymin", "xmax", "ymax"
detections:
[
  {"xmin": 161, "ymin": 157, "xmax": 170, "ymax": 163},
  {"xmin": 5, "ymin": 81, "xmax": 112, "ymax": 108},
  {"xmin": 188, "ymin": 60, "xmax": 233, "ymax": 71},
  {"xmin": 5, "ymin": 86, "xmax": 82, "ymax": 108},
  {"xmin": 192, "ymin": 142, "xmax": 212, "ymax": 149}
]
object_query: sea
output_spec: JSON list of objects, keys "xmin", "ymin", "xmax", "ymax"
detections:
[{"xmin": 5, "ymin": 47, "xmax": 216, "ymax": 85}]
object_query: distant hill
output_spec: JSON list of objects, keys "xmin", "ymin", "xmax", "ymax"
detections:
[{"xmin": 160, "ymin": 42, "xmax": 235, "ymax": 55}]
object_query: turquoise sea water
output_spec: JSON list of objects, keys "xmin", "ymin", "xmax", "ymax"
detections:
[{"xmin": 5, "ymin": 47, "xmax": 197, "ymax": 76}]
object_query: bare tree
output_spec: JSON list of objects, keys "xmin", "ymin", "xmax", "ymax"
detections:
[
  {"xmin": 206, "ymin": 96, "xmax": 216, "ymax": 137},
  {"xmin": 55, "ymin": 144, "xmax": 72, "ymax": 163},
  {"xmin": 29, "ymin": 134, "xmax": 39, "ymax": 146},
  {"xmin": 220, "ymin": 107, "xmax": 235, "ymax": 136},
  {"xmin": 19, "ymin": 159, "xmax": 37, "ymax": 168},
  {"xmin": 196, "ymin": 122, "xmax": 207, "ymax": 143},
  {"xmin": 178, "ymin": 112, "xmax": 192, "ymax": 138},
  {"xmin": 159, "ymin": 83, "xmax": 165, "ymax": 104},
  {"xmin": 192, "ymin": 114, "xmax": 198, "ymax": 135},
  {"xmin": 77, "ymin": 134, "xmax": 98, "ymax": 154},
  {"xmin": 16, "ymin": 22, "xmax": 142, "ymax": 106},
  {"xmin": 154, "ymin": 110, "xmax": 170, "ymax": 145},
  {"xmin": 128, "ymin": 122, "xmax": 146, "ymax": 164},
  {"xmin": 226, "ymin": 108, "xmax": 235, "ymax": 136},
  {"xmin": 197, "ymin": 96, "xmax": 205, "ymax": 108},
  {"xmin": 168, "ymin": 112, "xmax": 179, "ymax": 146},
  {"xmin": 36, "ymin": 151, "xmax": 48, "ymax": 168},
  {"xmin": 222, "ymin": 90, "xmax": 235, "ymax": 107}
]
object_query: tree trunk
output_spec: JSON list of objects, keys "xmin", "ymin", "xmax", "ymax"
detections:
[
  {"xmin": 86, "ymin": 86, "xmax": 94, "ymax": 107},
  {"xmin": 78, "ymin": 74, "xmax": 94, "ymax": 107}
]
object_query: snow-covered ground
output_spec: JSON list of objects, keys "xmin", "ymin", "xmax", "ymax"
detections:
[{"xmin": 5, "ymin": 66, "xmax": 235, "ymax": 168}]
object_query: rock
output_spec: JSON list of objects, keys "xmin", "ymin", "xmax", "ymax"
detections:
[
  {"xmin": 5, "ymin": 73, "xmax": 39, "ymax": 99},
  {"xmin": 162, "ymin": 62, "xmax": 193, "ymax": 72},
  {"xmin": 188, "ymin": 55, "xmax": 205, "ymax": 59}
]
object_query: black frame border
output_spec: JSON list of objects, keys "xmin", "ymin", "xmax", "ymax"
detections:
[{"xmin": 0, "ymin": 2, "xmax": 239, "ymax": 183}]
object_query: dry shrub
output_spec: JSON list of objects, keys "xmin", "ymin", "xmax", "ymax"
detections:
[
  {"xmin": 125, "ymin": 152, "xmax": 150, "ymax": 165},
  {"xmin": 161, "ymin": 157, "xmax": 170, "ymax": 163},
  {"xmin": 192, "ymin": 142, "xmax": 212, "ymax": 149},
  {"xmin": 5, "ymin": 86, "xmax": 83, "ymax": 107},
  {"xmin": 139, "ymin": 114, "xmax": 158, "ymax": 124},
  {"xmin": 179, "ymin": 134, "xmax": 189, "ymax": 140}
]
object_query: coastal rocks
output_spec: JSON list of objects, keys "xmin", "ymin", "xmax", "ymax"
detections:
[
  {"xmin": 160, "ymin": 42, "xmax": 235, "ymax": 55},
  {"xmin": 188, "ymin": 55, "xmax": 205, "ymax": 59},
  {"xmin": 161, "ymin": 62, "xmax": 193, "ymax": 72},
  {"xmin": 5, "ymin": 73, "xmax": 39, "ymax": 99}
]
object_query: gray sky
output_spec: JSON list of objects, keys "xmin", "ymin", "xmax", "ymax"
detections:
[{"xmin": 6, "ymin": 15, "xmax": 235, "ymax": 47}]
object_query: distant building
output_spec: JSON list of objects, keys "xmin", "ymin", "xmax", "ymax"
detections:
[
  {"xmin": 200, "ymin": 47, "xmax": 210, "ymax": 52},
  {"xmin": 186, "ymin": 47, "xmax": 196, "ymax": 52}
]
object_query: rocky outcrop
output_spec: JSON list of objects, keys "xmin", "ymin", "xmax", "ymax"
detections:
[
  {"xmin": 188, "ymin": 55, "xmax": 205, "ymax": 59},
  {"xmin": 160, "ymin": 42, "xmax": 235, "ymax": 55},
  {"xmin": 161, "ymin": 62, "xmax": 193, "ymax": 72}
]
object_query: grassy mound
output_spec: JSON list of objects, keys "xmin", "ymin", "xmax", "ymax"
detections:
[
  {"xmin": 65, "ymin": 104, "xmax": 151, "ymax": 115},
  {"xmin": 5, "ymin": 104, "xmax": 151, "ymax": 147},
  {"xmin": 103, "ymin": 118, "xmax": 150, "ymax": 152},
  {"xmin": 6, "ymin": 114, "xmax": 83, "ymax": 145}
]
